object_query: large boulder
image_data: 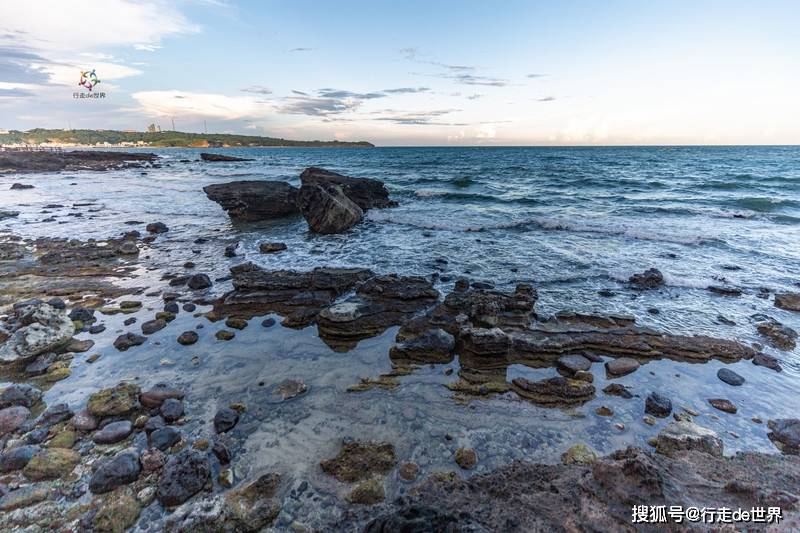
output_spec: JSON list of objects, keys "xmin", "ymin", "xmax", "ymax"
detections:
[
  {"xmin": 296, "ymin": 183, "xmax": 364, "ymax": 234},
  {"xmin": 299, "ymin": 167, "xmax": 396, "ymax": 210},
  {"xmin": 655, "ymin": 421, "xmax": 723, "ymax": 457},
  {"xmin": 203, "ymin": 181, "xmax": 299, "ymax": 221},
  {"xmin": 200, "ymin": 153, "xmax": 252, "ymax": 162},
  {"xmin": 0, "ymin": 303, "xmax": 74, "ymax": 363}
]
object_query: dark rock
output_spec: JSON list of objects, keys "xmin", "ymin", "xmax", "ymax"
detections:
[
  {"xmin": 183, "ymin": 303, "xmax": 197, "ymax": 312},
  {"xmin": 200, "ymin": 152, "xmax": 252, "ymax": 162},
  {"xmin": 212, "ymin": 441, "xmax": 231, "ymax": 464},
  {"xmin": 123, "ymin": 317, "xmax": 137, "ymax": 326},
  {"xmin": 753, "ymin": 352, "xmax": 782, "ymax": 372},
  {"xmin": 71, "ymin": 409, "xmax": 98, "ymax": 431},
  {"xmin": 187, "ymin": 274, "xmax": 212, "ymax": 290},
  {"xmin": 10, "ymin": 183, "xmax": 34, "ymax": 190},
  {"xmin": 757, "ymin": 320, "xmax": 797, "ymax": 350},
  {"xmin": 645, "ymin": 392, "xmax": 672, "ymax": 418},
  {"xmin": 203, "ymin": 181, "xmax": 299, "ymax": 221},
  {"xmin": 151, "ymin": 427, "xmax": 182, "ymax": 451},
  {"xmin": 390, "ymin": 328, "xmax": 455, "ymax": 364},
  {"xmin": 89, "ymin": 450, "xmax": 141, "ymax": 493},
  {"xmin": 629, "ymin": 268, "xmax": 665, "ymax": 289},
  {"xmin": 0, "ymin": 445, "xmax": 39, "ymax": 472},
  {"xmin": 296, "ymin": 182, "xmax": 363, "ymax": 234},
  {"xmin": 602, "ymin": 383, "xmax": 634, "ymax": 399},
  {"xmin": 144, "ymin": 415, "xmax": 166, "ymax": 434},
  {"xmin": 767, "ymin": 419, "xmax": 800, "ymax": 454},
  {"xmin": 146, "ymin": 222, "xmax": 169, "ymax": 234},
  {"xmin": 34, "ymin": 403, "xmax": 73, "ymax": 428},
  {"xmin": 88, "ymin": 324, "xmax": 106, "ymax": 334},
  {"xmin": 113, "ymin": 332, "xmax": 146, "ymax": 351},
  {"xmin": 708, "ymin": 285, "xmax": 742, "ymax": 297},
  {"xmin": 299, "ymin": 167, "xmax": 396, "ymax": 210},
  {"xmin": 556, "ymin": 354, "xmax": 592, "ymax": 375},
  {"xmin": 774, "ymin": 292, "xmax": 800, "ymax": 312},
  {"xmin": 141, "ymin": 318, "xmax": 167, "ymax": 335},
  {"xmin": 259, "ymin": 242, "xmax": 287, "ymax": 253},
  {"xmin": 214, "ymin": 408, "xmax": 239, "ymax": 434},
  {"xmin": 0, "ymin": 406, "xmax": 30, "ymax": 436},
  {"xmin": 0, "ymin": 150, "xmax": 156, "ymax": 173},
  {"xmin": 177, "ymin": 331, "xmax": 199, "ymax": 345},
  {"xmin": 261, "ymin": 318, "xmax": 276, "ymax": 327},
  {"xmin": 140, "ymin": 384, "xmax": 185, "ymax": 409},
  {"xmin": 160, "ymin": 398, "xmax": 184, "ymax": 422},
  {"xmin": 216, "ymin": 330, "xmax": 235, "ymax": 341},
  {"xmin": 605, "ymin": 357, "xmax": 640, "ymax": 376},
  {"xmin": 46, "ymin": 297, "xmax": 66, "ymax": 309},
  {"xmin": 157, "ymin": 449, "xmax": 211, "ymax": 506},
  {"xmin": 93, "ymin": 420, "xmax": 133, "ymax": 444},
  {"xmin": 717, "ymin": 368, "xmax": 745, "ymax": 386},
  {"xmin": 224, "ymin": 243, "xmax": 238, "ymax": 257},
  {"xmin": 0, "ymin": 384, "xmax": 42, "ymax": 409},
  {"xmin": 708, "ymin": 398, "xmax": 737, "ymax": 414},
  {"xmin": 164, "ymin": 302, "xmax": 180, "ymax": 314}
]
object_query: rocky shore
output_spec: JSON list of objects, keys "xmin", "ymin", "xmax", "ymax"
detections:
[
  {"xmin": 0, "ymin": 150, "xmax": 158, "ymax": 174},
  {"xmin": 0, "ymin": 163, "xmax": 799, "ymax": 531}
]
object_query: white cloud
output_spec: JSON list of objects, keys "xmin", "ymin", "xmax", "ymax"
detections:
[
  {"xmin": 0, "ymin": 1, "xmax": 198, "ymax": 52},
  {"xmin": 131, "ymin": 90, "xmax": 270, "ymax": 120}
]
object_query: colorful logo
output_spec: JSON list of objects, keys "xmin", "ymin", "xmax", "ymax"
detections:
[{"xmin": 79, "ymin": 69, "xmax": 101, "ymax": 91}]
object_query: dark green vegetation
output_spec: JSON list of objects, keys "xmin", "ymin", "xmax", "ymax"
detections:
[{"xmin": 0, "ymin": 128, "xmax": 374, "ymax": 148}]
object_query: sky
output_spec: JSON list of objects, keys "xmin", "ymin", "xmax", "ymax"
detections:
[{"xmin": 0, "ymin": 0, "xmax": 798, "ymax": 146}]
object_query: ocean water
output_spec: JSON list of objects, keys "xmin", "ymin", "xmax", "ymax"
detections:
[{"xmin": 2, "ymin": 146, "xmax": 800, "ymax": 528}]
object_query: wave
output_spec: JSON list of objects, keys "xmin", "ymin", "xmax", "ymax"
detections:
[
  {"xmin": 366, "ymin": 211, "xmax": 718, "ymax": 245},
  {"xmin": 726, "ymin": 196, "xmax": 798, "ymax": 212},
  {"xmin": 412, "ymin": 189, "xmax": 539, "ymax": 205}
]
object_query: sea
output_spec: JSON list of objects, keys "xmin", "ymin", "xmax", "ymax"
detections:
[{"xmin": 1, "ymin": 145, "xmax": 799, "ymax": 528}]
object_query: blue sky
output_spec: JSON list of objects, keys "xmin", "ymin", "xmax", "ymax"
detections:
[{"xmin": 1, "ymin": 0, "xmax": 798, "ymax": 145}]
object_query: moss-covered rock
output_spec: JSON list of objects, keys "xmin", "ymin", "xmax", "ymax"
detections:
[
  {"xmin": 87, "ymin": 383, "xmax": 140, "ymax": 418},
  {"xmin": 23, "ymin": 448, "xmax": 80, "ymax": 480}
]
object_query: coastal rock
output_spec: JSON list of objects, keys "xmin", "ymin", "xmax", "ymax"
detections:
[
  {"xmin": 72, "ymin": 408, "xmax": 98, "ymax": 431},
  {"xmin": 603, "ymin": 383, "xmax": 634, "ymax": 399},
  {"xmin": 0, "ymin": 484, "xmax": 50, "ymax": 511},
  {"xmin": 0, "ymin": 406, "xmax": 30, "ymax": 435},
  {"xmin": 774, "ymin": 292, "xmax": 800, "ymax": 312},
  {"xmin": 753, "ymin": 352, "xmax": 782, "ymax": 372},
  {"xmin": 160, "ymin": 398, "xmax": 184, "ymax": 422},
  {"xmin": 264, "ymin": 379, "xmax": 308, "ymax": 403},
  {"xmin": 717, "ymin": 368, "xmax": 745, "ymax": 386},
  {"xmin": 561, "ymin": 443, "xmax": 598, "ymax": 465},
  {"xmin": 200, "ymin": 152, "xmax": 252, "ymax": 162},
  {"xmin": 655, "ymin": 421, "xmax": 723, "ymax": 457},
  {"xmin": 454, "ymin": 448, "xmax": 477, "ymax": 469},
  {"xmin": 645, "ymin": 392, "xmax": 672, "ymax": 418},
  {"xmin": 296, "ymin": 182, "xmax": 364, "ymax": 234},
  {"xmin": 22, "ymin": 447, "xmax": 80, "ymax": 480},
  {"xmin": 203, "ymin": 180, "xmax": 299, "ymax": 221},
  {"xmin": 187, "ymin": 274, "xmax": 212, "ymax": 290},
  {"xmin": 320, "ymin": 441, "xmax": 397, "ymax": 483},
  {"xmin": 556, "ymin": 354, "xmax": 592, "ymax": 375},
  {"xmin": 140, "ymin": 384, "xmax": 185, "ymax": 408},
  {"xmin": 629, "ymin": 268, "xmax": 665, "ymax": 289},
  {"xmin": 299, "ymin": 166, "xmax": 396, "ymax": 210},
  {"xmin": 605, "ymin": 357, "xmax": 640, "ymax": 376},
  {"xmin": 157, "ymin": 449, "xmax": 211, "ymax": 507},
  {"xmin": 89, "ymin": 450, "xmax": 142, "ymax": 493},
  {"xmin": 511, "ymin": 377, "xmax": 595, "ymax": 405},
  {"xmin": 347, "ymin": 478, "xmax": 385, "ymax": 505},
  {"xmin": 151, "ymin": 427, "xmax": 182, "ymax": 451},
  {"xmin": 389, "ymin": 328, "xmax": 455, "ymax": 363},
  {"xmin": 757, "ymin": 319, "xmax": 797, "ymax": 350},
  {"xmin": 0, "ymin": 384, "xmax": 42, "ymax": 409},
  {"xmin": 767, "ymin": 419, "xmax": 800, "ymax": 454},
  {"xmin": 113, "ymin": 332, "xmax": 146, "ymax": 351},
  {"xmin": 87, "ymin": 383, "xmax": 140, "ymax": 418},
  {"xmin": 708, "ymin": 398, "xmax": 737, "ymax": 414},
  {"xmin": 10, "ymin": 182, "xmax": 34, "ymax": 189},
  {"xmin": 0, "ymin": 150, "xmax": 156, "ymax": 173},
  {"xmin": 146, "ymin": 222, "xmax": 169, "ymax": 234},
  {"xmin": 177, "ymin": 331, "xmax": 199, "ymax": 345},
  {"xmin": 0, "ymin": 445, "xmax": 39, "ymax": 472},
  {"xmin": 141, "ymin": 318, "xmax": 167, "ymax": 335},
  {"xmin": 258, "ymin": 242, "xmax": 287, "ymax": 253},
  {"xmin": 214, "ymin": 407, "xmax": 240, "ymax": 434},
  {"xmin": 0, "ymin": 303, "xmax": 74, "ymax": 362},
  {"xmin": 92, "ymin": 492, "xmax": 141, "ymax": 532},
  {"xmin": 93, "ymin": 421, "xmax": 133, "ymax": 444}
]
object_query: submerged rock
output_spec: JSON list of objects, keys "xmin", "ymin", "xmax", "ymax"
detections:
[
  {"xmin": 258, "ymin": 242, "xmax": 287, "ymax": 253},
  {"xmin": 645, "ymin": 392, "xmax": 672, "ymax": 418},
  {"xmin": 774, "ymin": 292, "xmax": 800, "ymax": 312},
  {"xmin": 113, "ymin": 332, "xmax": 146, "ymax": 351},
  {"xmin": 296, "ymin": 182, "xmax": 364, "ymax": 234},
  {"xmin": 717, "ymin": 367, "xmax": 745, "ymax": 386},
  {"xmin": 214, "ymin": 407, "xmax": 240, "ymax": 434},
  {"xmin": 454, "ymin": 448, "xmax": 478, "ymax": 469},
  {"xmin": 200, "ymin": 152, "xmax": 252, "ymax": 162},
  {"xmin": 629, "ymin": 268, "xmax": 665, "ymax": 289},
  {"xmin": 203, "ymin": 180, "xmax": 299, "ymax": 221},
  {"xmin": 655, "ymin": 421, "xmax": 723, "ymax": 457},
  {"xmin": 0, "ymin": 303, "xmax": 74, "ymax": 362},
  {"xmin": 708, "ymin": 398, "xmax": 737, "ymax": 414},
  {"xmin": 320, "ymin": 441, "xmax": 397, "ymax": 483},
  {"xmin": 347, "ymin": 478, "xmax": 385, "ymax": 505},
  {"xmin": 561, "ymin": 443, "xmax": 598, "ymax": 465},
  {"xmin": 757, "ymin": 319, "xmax": 797, "ymax": 350}
]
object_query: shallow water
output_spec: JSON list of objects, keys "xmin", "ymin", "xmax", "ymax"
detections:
[{"xmin": 1, "ymin": 146, "xmax": 799, "ymax": 529}]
